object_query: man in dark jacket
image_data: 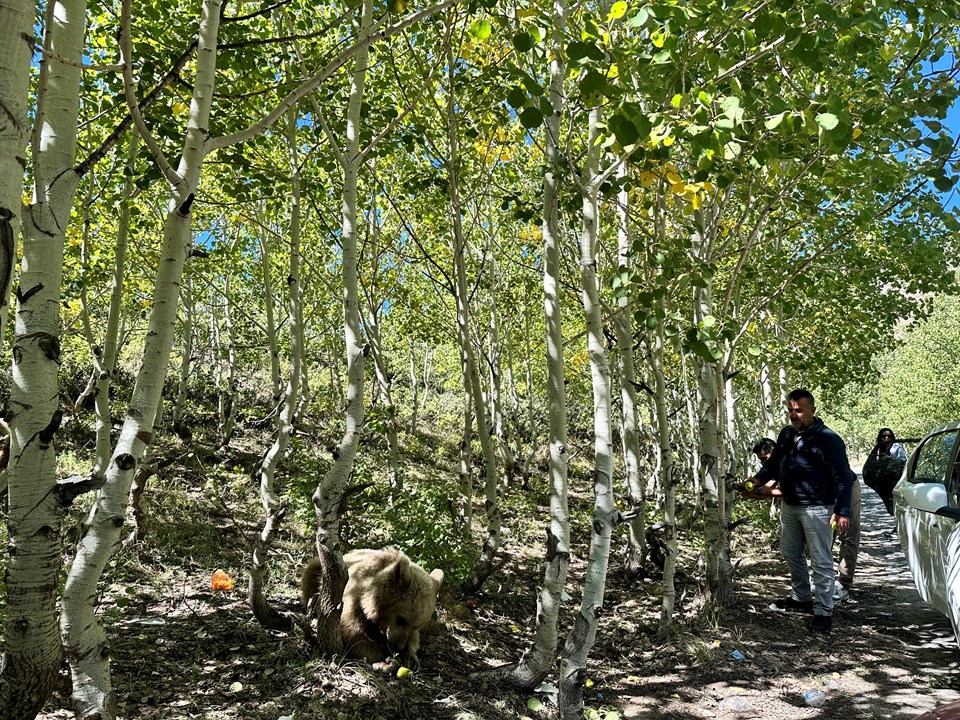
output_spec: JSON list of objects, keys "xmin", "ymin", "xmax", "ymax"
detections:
[{"xmin": 746, "ymin": 388, "xmax": 855, "ymax": 633}]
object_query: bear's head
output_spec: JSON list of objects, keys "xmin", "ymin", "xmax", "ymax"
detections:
[{"xmin": 367, "ymin": 555, "xmax": 444, "ymax": 653}]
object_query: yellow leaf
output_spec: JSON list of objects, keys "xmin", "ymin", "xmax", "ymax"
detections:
[
  {"xmin": 670, "ymin": 182, "xmax": 686, "ymax": 194},
  {"xmin": 666, "ymin": 171, "xmax": 681, "ymax": 185},
  {"xmin": 608, "ymin": 1, "xmax": 628, "ymax": 20},
  {"xmin": 639, "ymin": 170, "xmax": 656, "ymax": 188},
  {"xmin": 651, "ymin": 30, "xmax": 666, "ymax": 48},
  {"xmin": 606, "ymin": 64, "xmax": 619, "ymax": 79},
  {"xmin": 511, "ymin": 625, "xmax": 520, "ymax": 632},
  {"xmin": 852, "ymin": 127, "xmax": 862, "ymax": 139},
  {"xmin": 662, "ymin": 135, "xmax": 675, "ymax": 147},
  {"xmin": 585, "ymin": 678, "xmax": 594, "ymax": 687},
  {"xmin": 172, "ymin": 102, "xmax": 190, "ymax": 118}
]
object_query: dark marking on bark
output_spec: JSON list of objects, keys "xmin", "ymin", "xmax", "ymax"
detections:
[
  {"xmin": 116, "ymin": 453, "xmax": 136, "ymax": 471},
  {"xmin": 177, "ymin": 193, "xmax": 195, "ymax": 217},
  {"xmin": 0, "ymin": 207, "xmax": 14, "ymax": 308},
  {"xmin": 15, "ymin": 283, "xmax": 43, "ymax": 304},
  {"xmin": 38, "ymin": 334, "xmax": 61, "ymax": 363},
  {"xmin": 38, "ymin": 410, "xmax": 62, "ymax": 445},
  {"xmin": 136, "ymin": 430, "xmax": 153, "ymax": 445},
  {"xmin": 112, "ymin": 516, "xmax": 125, "ymax": 528},
  {"xmin": 189, "ymin": 247, "xmax": 210, "ymax": 258}
]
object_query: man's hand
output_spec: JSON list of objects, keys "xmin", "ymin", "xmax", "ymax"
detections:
[
  {"xmin": 736, "ymin": 477, "xmax": 768, "ymax": 500},
  {"xmin": 831, "ymin": 513, "xmax": 849, "ymax": 533}
]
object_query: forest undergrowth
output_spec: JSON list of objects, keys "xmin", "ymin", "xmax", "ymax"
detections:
[{"xmin": 12, "ymin": 419, "xmax": 960, "ymax": 720}]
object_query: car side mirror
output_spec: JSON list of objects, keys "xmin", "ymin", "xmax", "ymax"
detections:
[{"xmin": 901, "ymin": 482, "xmax": 960, "ymax": 521}]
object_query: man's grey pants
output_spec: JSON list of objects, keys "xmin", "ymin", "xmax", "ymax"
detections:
[
  {"xmin": 836, "ymin": 479, "xmax": 861, "ymax": 587},
  {"xmin": 781, "ymin": 502, "xmax": 835, "ymax": 616}
]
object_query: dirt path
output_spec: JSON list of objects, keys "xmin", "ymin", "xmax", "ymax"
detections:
[{"xmin": 607, "ymin": 479, "xmax": 960, "ymax": 719}]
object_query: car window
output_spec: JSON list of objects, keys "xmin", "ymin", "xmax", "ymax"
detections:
[{"xmin": 911, "ymin": 429, "xmax": 960, "ymax": 490}]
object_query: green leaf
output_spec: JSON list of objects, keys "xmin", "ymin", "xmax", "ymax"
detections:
[
  {"xmin": 748, "ymin": 345, "xmax": 762, "ymax": 357},
  {"xmin": 568, "ymin": 40, "xmax": 604, "ymax": 64},
  {"xmin": 506, "ymin": 88, "xmax": 526, "ymax": 109},
  {"xmin": 528, "ymin": 698, "xmax": 544, "ymax": 711},
  {"xmin": 816, "ymin": 112, "xmax": 839, "ymax": 130},
  {"xmin": 469, "ymin": 19, "xmax": 491, "ymax": 41},
  {"xmin": 579, "ymin": 70, "xmax": 607, "ymax": 98},
  {"xmin": 933, "ymin": 174, "xmax": 955, "ymax": 192},
  {"xmin": 627, "ymin": 7, "xmax": 648, "ymax": 27},
  {"xmin": 519, "ymin": 107, "xmax": 544, "ymax": 129},
  {"xmin": 512, "ymin": 31, "xmax": 535, "ymax": 53},
  {"xmin": 609, "ymin": 113, "xmax": 639, "ymax": 146},
  {"xmin": 765, "ymin": 112, "xmax": 787, "ymax": 130},
  {"xmin": 719, "ymin": 96, "xmax": 740, "ymax": 119}
]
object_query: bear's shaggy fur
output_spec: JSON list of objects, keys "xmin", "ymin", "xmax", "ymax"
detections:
[{"xmin": 301, "ymin": 548, "xmax": 444, "ymax": 668}]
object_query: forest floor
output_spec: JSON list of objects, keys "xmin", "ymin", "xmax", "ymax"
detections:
[{"xmin": 35, "ymin": 470, "xmax": 960, "ymax": 720}]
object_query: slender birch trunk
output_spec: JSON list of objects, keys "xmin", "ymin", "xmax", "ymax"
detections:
[
  {"xmin": 308, "ymin": 0, "xmax": 373, "ymax": 653},
  {"xmin": 60, "ymin": 3, "xmax": 223, "ymax": 716},
  {"xmin": 613, "ymin": 164, "xmax": 646, "ymax": 579},
  {"xmin": 493, "ymin": 0, "xmax": 570, "ymax": 687},
  {"xmin": 249, "ymin": 106, "xmax": 303, "ymax": 634},
  {"xmin": 0, "ymin": 0, "xmax": 32, "ymax": 348},
  {"xmin": 558, "ymin": 102, "xmax": 616, "ymax": 720},
  {"xmin": 692, "ymin": 212, "xmax": 734, "ymax": 608},
  {"xmin": 456, "ymin": 381, "xmax": 474, "ymax": 535},
  {"xmin": 648, "ymin": 319, "xmax": 678, "ymax": 630},
  {"xmin": 485, "ymin": 206, "xmax": 516, "ymax": 490},
  {"xmin": 93, "ymin": 132, "xmax": 138, "ymax": 476},
  {"xmin": 172, "ymin": 273, "xmax": 195, "ymax": 440},
  {"xmin": 0, "ymin": 1, "xmax": 85, "ymax": 715},
  {"xmin": 362, "ymin": 189, "xmax": 400, "ymax": 492},
  {"xmin": 444, "ymin": 33, "xmax": 501, "ymax": 594},
  {"xmin": 216, "ymin": 277, "xmax": 238, "ymax": 447},
  {"xmin": 760, "ymin": 360, "xmax": 777, "ymax": 438}
]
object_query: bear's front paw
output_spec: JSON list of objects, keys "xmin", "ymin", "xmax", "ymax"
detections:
[
  {"xmin": 371, "ymin": 659, "xmax": 399, "ymax": 673},
  {"xmin": 398, "ymin": 651, "xmax": 421, "ymax": 670}
]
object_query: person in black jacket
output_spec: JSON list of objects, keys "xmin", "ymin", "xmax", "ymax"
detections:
[{"xmin": 744, "ymin": 388, "xmax": 855, "ymax": 633}]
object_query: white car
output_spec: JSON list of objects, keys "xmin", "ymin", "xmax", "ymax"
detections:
[{"xmin": 894, "ymin": 421, "xmax": 960, "ymax": 642}]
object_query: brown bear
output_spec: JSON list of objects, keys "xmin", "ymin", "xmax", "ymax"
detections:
[{"xmin": 301, "ymin": 548, "xmax": 444, "ymax": 669}]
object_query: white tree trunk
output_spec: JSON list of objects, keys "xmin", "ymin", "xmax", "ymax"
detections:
[
  {"xmin": 311, "ymin": 0, "xmax": 371, "ymax": 555},
  {"xmin": 249, "ymin": 106, "xmax": 303, "ymax": 633},
  {"xmin": 172, "ymin": 273, "xmax": 195, "ymax": 440},
  {"xmin": 558, "ymin": 102, "xmax": 615, "ymax": 720},
  {"xmin": 93, "ymin": 131, "xmax": 138, "ymax": 476},
  {"xmin": 445, "ymin": 36, "xmax": 501, "ymax": 593},
  {"xmin": 0, "ymin": 1, "xmax": 85, "ymax": 715},
  {"xmin": 60, "ymin": 3, "xmax": 223, "ymax": 716},
  {"xmin": 650, "ymin": 321, "xmax": 678, "ymax": 631},
  {"xmin": 613, "ymin": 164, "xmax": 646, "ymax": 579},
  {"xmin": 496, "ymin": 0, "xmax": 570, "ymax": 687},
  {"xmin": 0, "ymin": 0, "xmax": 32, "ymax": 346}
]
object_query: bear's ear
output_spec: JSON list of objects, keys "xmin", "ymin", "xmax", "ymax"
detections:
[
  {"xmin": 429, "ymin": 568, "xmax": 444, "ymax": 590},
  {"xmin": 389, "ymin": 556, "xmax": 410, "ymax": 585}
]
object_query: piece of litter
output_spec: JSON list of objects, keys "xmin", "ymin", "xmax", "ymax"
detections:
[
  {"xmin": 718, "ymin": 696, "xmax": 753, "ymax": 712},
  {"xmin": 731, "ymin": 650, "xmax": 746, "ymax": 660}
]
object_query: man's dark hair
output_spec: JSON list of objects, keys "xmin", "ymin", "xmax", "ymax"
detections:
[
  {"xmin": 787, "ymin": 388, "xmax": 815, "ymax": 405},
  {"xmin": 752, "ymin": 438, "xmax": 776, "ymax": 454}
]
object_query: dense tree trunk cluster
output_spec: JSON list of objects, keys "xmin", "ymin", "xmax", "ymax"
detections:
[{"xmin": 1, "ymin": 0, "xmax": 959, "ymax": 718}]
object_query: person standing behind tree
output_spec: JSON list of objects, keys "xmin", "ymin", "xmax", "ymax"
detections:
[{"xmin": 743, "ymin": 389, "xmax": 855, "ymax": 634}]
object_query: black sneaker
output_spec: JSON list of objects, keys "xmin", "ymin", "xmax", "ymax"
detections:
[
  {"xmin": 772, "ymin": 596, "xmax": 814, "ymax": 613},
  {"xmin": 809, "ymin": 615, "xmax": 833, "ymax": 633}
]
